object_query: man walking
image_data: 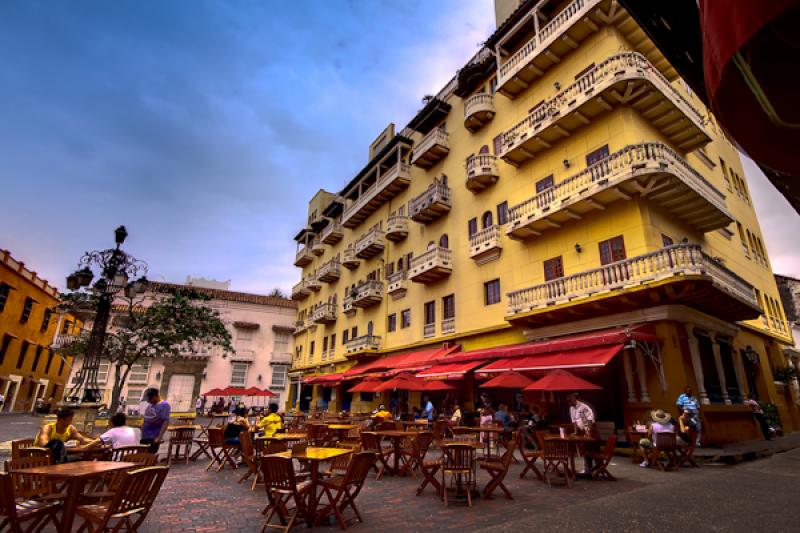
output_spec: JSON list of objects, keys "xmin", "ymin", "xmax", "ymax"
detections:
[
  {"xmin": 676, "ymin": 386, "xmax": 702, "ymax": 446},
  {"xmin": 140, "ymin": 387, "xmax": 171, "ymax": 455},
  {"xmin": 568, "ymin": 393, "xmax": 597, "ymax": 476}
]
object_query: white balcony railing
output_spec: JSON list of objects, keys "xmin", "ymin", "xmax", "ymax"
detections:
[
  {"xmin": 345, "ymin": 334, "xmax": 381, "ymax": 354},
  {"xmin": 463, "ymin": 93, "xmax": 495, "ymax": 132},
  {"xmin": 386, "ymin": 270, "xmax": 408, "ymax": 298},
  {"xmin": 409, "ymin": 246, "xmax": 453, "ymax": 283},
  {"xmin": 441, "ymin": 317, "xmax": 455, "ymax": 335},
  {"xmin": 342, "ymin": 162, "xmax": 411, "ymax": 226},
  {"xmin": 386, "ymin": 215, "xmax": 409, "ymax": 241},
  {"xmin": 411, "ymin": 128, "xmax": 450, "ymax": 168},
  {"xmin": 423, "ymin": 323, "xmax": 435, "ymax": 339},
  {"xmin": 309, "ymin": 303, "xmax": 338, "ymax": 324},
  {"xmin": 345, "ymin": 280, "xmax": 384, "ymax": 309},
  {"xmin": 409, "ymin": 181, "xmax": 452, "ymax": 223},
  {"xmin": 354, "ymin": 227, "xmax": 386, "ymax": 259},
  {"xmin": 469, "ymin": 225, "xmax": 503, "ymax": 264},
  {"xmin": 317, "ymin": 258, "xmax": 341, "ymax": 283},
  {"xmin": 320, "ymin": 220, "xmax": 344, "ymax": 245}
]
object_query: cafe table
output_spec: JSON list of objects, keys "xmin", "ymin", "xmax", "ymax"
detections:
[
  {"xmin": 544, "ymin": 434, "xmax": 601, "ymax": 477},
  {"xmin": 326, "ymin": 424, "xmax": 358, "ymax": 441},
  {"xmin": 373, "ymin": 430, "xmax": 418, "ymax": 475},
  {"xmin": 401, "ymin": 420, "xmax": 430, "ymax": 430},
  {"xmin": 257, "ymin": 432, "xmax": 308, "ymax": 448},
  {"xmin": 10, "ymin": 460, "xmax": 136, "ymax": 533},
  {"xmin": 270, "ymin": 447, "xmax": 352, "ymax": 527},
  {"xmin": 452, "ymin": 426, "xmax": 506, "ymax": 459}
]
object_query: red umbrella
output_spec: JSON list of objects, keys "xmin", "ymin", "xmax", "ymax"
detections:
[
  {"xmin": 479, "ymin": 371, "xmax": 534, "ymax": 389},
  {"xmin": 423, "ymin": 381, "xmax": 456, "ymax": 391},
  {"xmin": 348, "ymin": 378, "xmax": 383, "ymax": 393},
  {"xmin": 375, "ymin": 373, "xmax": 427, "ymax": 392},
  {"xmin": 241, "ymin": 387, "xmax": 262, "ymax": 396},
  {"xmin": 202, "ymin": 388, "xmax": 226, "ymax": 396},
  {"xmin": 222, "ymin": 386, "xmax": 246, "ymax": 396},
  {"xmin": 524, "ymin": 369, "xmax": 602, "ymax": 392},
  {"xmin": 253, "ymin": 388, "xmax": 276, "ymax": 397}
]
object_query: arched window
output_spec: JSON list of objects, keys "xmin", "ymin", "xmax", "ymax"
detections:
[
  {"xmin": 441, "ymin": 174, "xmax": 448, "ymax": 186},
  {"xmin": 397, "ymin": 258, "xmax": 404, "ymax": 271},
  {"xmin": 482, "ymin": 211, "xmax": 493, "ymax": 228},
  {"xmin": 427, "ymin": 241, "xmax": 436, "ymax": 251},
  {"xmin": 439, "ymin": 234, "xmax": 449, "ymax": 249},
  {"xmin": 479, "ymin": 145, "xmax": 490, "ymax": 154},
  {"xmin": 367, "ymin": 321, "xmax": 374, "ymax": 336}
]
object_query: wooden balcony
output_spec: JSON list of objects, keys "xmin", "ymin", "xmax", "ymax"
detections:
[
  {"xmin": 463, "ymin": 93, "xmax": 495, "ymax": 132},
  {"xmin": 309, "ymin": 303, "xmax": 338, "ymax": 325},
  {"xmin": 345, "ymin": 334, "xmax": 381, "ymax": 356},
  {"xmin": 343, "ymin": 297, "xmax": 356, "ymax": 316},
  {"xmin": 342, "ymin": 247, "xmax": 360, "ymax": 270},
  {"xmin": 386, "ymin": 270, "xmax": 408, "ymax": 300},
  {"xmin": 386, "ymin": 215, "xmax": 409, "ymax": 242},
  {"xmin": 291, "ymin": 280, "xmax": 311, "ymax": 301},
  {"xmin": 506, "ymin": 244, "xmax": 761, "ymax": 328},
  {"xmin": 465, "ymin": 154, "xmax": 500, "ymax": 193},
  {"xmin": 311, "ymin": 237, "xmax": 324, "ymax": 256},
  {"xmin": 294, "ymin": 247, "xmax": 313, "ymax": 267},
  {"xmin": 317, "ymin": 258, "xmax": 341, "ymax": 283},
  {"xmin": 342, "ymin": 162, "xmax": 411, "ymax": 229},
  {"xmin": 496, "ymin": 0, "xmax": 677, "ymax": 99},
  {"xmin": 411, "ymin": 128, "xmax": 450, "ymax": 169},
  {"xmin": 321, "ymin": 221, "xmax": 344, "ymax": 245},
  {"xmin": 409, "ymin": 182, "xmax": 452, "ymax": 224},
  {"xmin": 469, "ymin": 225, "xmax": 503, "ymax": 265},
  {"xmin": 293, "ymin": 320, "xmax": 307, "ymax": 336},
  {"xmin": 442, "ymin": 318, "xmax": 455, "ymax": 335},
  {"xmin": 307, "ymin": 275, "xmax": 322, "ymax": 293},
  {"xmin": 506, "ymin": 142, "xmax": 732, "ymax": 240},
  {"xmin": 409, "ymin": 246, "xmax": 453, "ymax": 284},
  {"xmin": 346, "ymin": 280, "xmax": 384, "ymax": 309},
  {"xmin": 355, "ymin": 228, "xmax": 386, "ymax": 259},
  {"xmin": 499, "ymin": 52, "xmax": 709, "ymax": 167}
]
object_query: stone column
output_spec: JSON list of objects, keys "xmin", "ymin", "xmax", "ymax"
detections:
[
  {"xmin": 623, "ymin": 349, "xmax": 637, "ymax": 402},
  {"xmin": 732, "ymin": 345, "xmax": 749, "ymax": 400},
  {"xmin": 685, "ymin": 324, "xmax": 710, "ymax": 405},
  {"xmin": 712, "ymin": 335, "xmax": 732, "ymax": 405},
  {"xmin": 635, "ymin": 347, "xmax": 651, "ymax": 403}
]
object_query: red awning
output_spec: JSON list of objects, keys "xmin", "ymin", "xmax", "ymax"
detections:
[
  {"xmin": 479, "ymin": 371, "xmax": 535, "ymax": 389},
  {"xmin": 348, "ymin": 378, "xmax": 384, "ymax": 393},
  {"xmin": 524, "ymin": 369, "xmax": 603, "ymax": 392},
  {"xmin": 344, "ymin": 345, "xmax": 461, "ymax": 377},
  {"xmin": 416, "ymin": 360, "xmax": 486, "ymax": 380},
  {"xmin": 375, "ymin": 373, "xmax": 427, "ymax": 392},
  {"xmin": 477, "ymin": 345, "xmax": 623, "ymax": 375},
  {"xmin": 304, "ymin": 373, "xmax": 344, "ymax": 385}
]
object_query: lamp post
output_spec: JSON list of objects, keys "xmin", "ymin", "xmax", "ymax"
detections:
[{"xmin": 66, "ymin": 225, "xmax": 148, "ymax": 403}]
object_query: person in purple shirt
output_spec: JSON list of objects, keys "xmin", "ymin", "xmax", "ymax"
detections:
[{"xmin": 140, "ymin": 387, "xmax": 171, "ymax": 454}]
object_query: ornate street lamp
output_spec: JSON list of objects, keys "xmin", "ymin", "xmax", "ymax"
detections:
[{"xmin": 65, "ymin": 225, "xmax": 148, "ymax": 403}]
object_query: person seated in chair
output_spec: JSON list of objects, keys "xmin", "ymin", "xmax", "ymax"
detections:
[
  {"xmin": 34, "ymin": 407, "xmax": 95, "ymax": 463},
  {"xmin": 223, "ymin": 407, "xmax": 250, "ymax": 445},
  {"xmin": 374, "ymin": 404, "xmax": 392, "ymax": 420},
  {"xmin": 639, "ymin": 409, "xmax": 675, "ymax": 468},
  {"xmin": 97, "ymin": 412, "xmax": 139, "ymax": 449},
  {"xmin": 258, "ymin": 403, "xmax": 283, "ymax": 438}
]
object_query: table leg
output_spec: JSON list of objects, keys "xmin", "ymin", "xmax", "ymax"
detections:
[
  {"xmin": 59, "ymin": 477, "xmax": 87, "ymax": 533},
  {"xmin": 305, "ymin": 462, "xmax": 320, "ymax": 527}
]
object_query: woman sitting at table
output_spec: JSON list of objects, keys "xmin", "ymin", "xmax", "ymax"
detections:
[
  {"xmin": 451, "ymin": 403, "xmax": 462, "ymax": 425},
  {"xmin": 258, "ymin": 403, "xmax": 283, "ymax": 438},
  {"xmin": 34, "ymin": 407, "xmax": 95, "ymax": 463},
  {"xmin": 223, "ymin": 407, "xmax": 250, "ymax": 445},
  {"xmin": 638, "ymin": 409, "xmax": 675, "ymax": 468}
]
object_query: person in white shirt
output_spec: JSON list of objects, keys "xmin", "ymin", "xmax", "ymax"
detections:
[
  {"xmin": 98, "ymin": 412, "xmax": 139, "ymax": 449},
  {"xmin": 568, "ymin": 393, "xmax": 597, "ymax": 475}
]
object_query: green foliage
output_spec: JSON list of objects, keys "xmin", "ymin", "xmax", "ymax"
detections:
[{"xmin": 759, "ymin": 401, "xmax": 782, "ymax": 430}]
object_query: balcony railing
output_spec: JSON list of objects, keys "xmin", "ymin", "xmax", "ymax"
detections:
[
  {"xmin": 311, "ymin": 237, "xmax": 324, "ymax": 256},
  {"xmin": 309, "ymin": 303, "xmax": 338, "ymax": 325},
  {"xmin": 294, "ymin": 246, "xmax": 314, "ymax": 267},
  {"xmin": 342, "ymin": 162, "xmax": 411, "ymax": 229},
  {"xmin": 345, "ymin": 279, "xmax": 384, "ymax": 309},
  {"xmin": 464, "ymin": 93, "xmax": 495, "ymax": 132},
  {"xmin": 293, "ymin": 319, "xmax": 307, "ymax": 335},
  {"xmin": 386, "ymin": 215, "xmax": 409, "ymax": 242},
  {"xmin": 411, "ymin": 128, "xmax": 450, "ymax": 169},
  {"xmin": 291, "ymin": 279, "xmax": 312, "ymax": 300},
  {"xmin": 355, "ymin": 227, "xmax": 386, "ymax": 259},
  {"xmin": 307, "ymin": 275, "xmax": 322, "ymax": 292},
  {"xmin": 386, "ymin": 270, "xmax": 408, "ymax": 299},
  {"xmin": 317, "ymin": 258, "xmax": 341, "ymax": 283},
  {"xmin": 442, "ymin": 317, "xmax": 455, "ymax": 335},
  {"xmin": 507, "ymin": 142, "xmax": 731, "ymax": 239},
  {"xmin": 423, "ymin": 323, "xmax": 435, "ymax": 339},
  {"xmin": 342, "ymin": 246, "xmax": 360, "ymax": 270},
  {"xmin": 345, "ymin": 334, "xmax": 381, "ymax": 355},
  {"xmin": 320, "ymin": 220, "xmax": 344, "ymax": 245},
  {"xmin": 409, "ymin": 181, "xmax": 452, "ymax": 224},
  {"xmin": 52, "ymin": 334, "xmax": 78, "ymax": 349},
  {"xmin": 409, "ymin": 246, "xmax": 453, "ymax": 283},
  {"xmin": 499, "ymin": 52, "xmax": 709, "ymax": 166},
  {"xmin": 270, "ymin": 352, "xmax": 293, "ymax": 364},
  {"xmin": 507, "ymin": 244, "xmax": 758, "ymax": 316},
  {"xmin": 469, "ymin": 225, "xmax": 503, "ymax": 265},
  {"xmin": 465, "ymin": 154, "xmax": 500, "ymax": 193}
]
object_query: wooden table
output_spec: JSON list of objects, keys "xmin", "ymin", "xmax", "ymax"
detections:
[
  {"xmin": 401, "ymin": 420, "xmax": 430, "ymax": 430},
  {"xmin": 271, "ymin": 447, "xmax": 352, "ymax": 527},
  {"xmin": 199, "ymin": 413, "xmax": 230, "ymax": 439},
  {"xmin": 66, "ymin": 444, "xmax": 113, "ymax": 460},
  {"xmin": 11, "ymin": 461, "xmax": 135, "ymax": 532},
  {"xmin": 545, "ymin": 435, "xmax": 601, "ymax": 477},
  {"xmin": 257, "ymin": 432, "xmax": 307, "ymax": 447},
  {"xmin": 374, "ymin": 430, "xmax": 417, "ymax": 475},
  {"xmin": 174, "ymin": 415, "xmax": 196, "ymax": 424},
  {"xmin": 327, "ymin": 424, "xmax": 357, "ymax": 441},
  {"xmin": 452, "ymin": 426, "xmax": 506, "ymax": 459}
]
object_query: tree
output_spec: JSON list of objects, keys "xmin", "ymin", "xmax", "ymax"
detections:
[
  {"xmin": 267, "ymin": 288, "xmax": 288, "ymax": 299},
  {"xmin": 58, "ymin": 288, "xmax": 233, "ymax": 412}
]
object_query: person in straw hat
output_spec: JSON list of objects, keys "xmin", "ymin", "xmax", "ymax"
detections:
[{"xmin": 638, "ymin": 409, "xmax": 675, "ymax": 468}]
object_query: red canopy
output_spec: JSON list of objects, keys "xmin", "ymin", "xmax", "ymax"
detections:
[
  {"xmin": 423, "ymin": 380, "xmax": 457, "ymax": 391},
  {"xmin": 251, "ymin": 388, "xmax": 276, "ymax": 397},
  {"xmin": 524, "ymin": 370, "xmax": 602, "ymax": 392},
  {"xmin": 416, "ymin": 360, "xmax": 486, "ymax": 380},
  {"xmin": 304, "ymin": 373, "xmax": 344, "ymax": 385},
  {"xmin": 479, "ymin": 371, "xmax": 535, "ymax": 389},
  {"xmin": 202, "ymin": 388, "xmax": 226, "ymax": 396},
  {"xmin": 344, "ymin": 345, "xmax": 461, "ymax": 378},
  {"xmin": 222, "ymin": 386, "xmax": 246, "ymax": 396},
  {"xmin": 375, "ymin": 373, "xmax": 427, "ymax": 392},
  {"xmin": 348, "ymin": 378, "xmax": 383, "ymax": 393},
  {"xmin": 477, "ymin": 345, "xmax": 623, "ymax": 375},
  {"xmin": 241, "ymin": 386, "xmax": 262, "ymax": 396}
]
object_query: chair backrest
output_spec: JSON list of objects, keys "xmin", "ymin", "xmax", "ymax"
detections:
[
  {"xmin": 11, "ymin": 439, "xmax": 36, "ymax": 460},
  {"xmin": 452, "ymin": 427, "xmax": 478, "ymax": 442},
  {"xmin": 0, "ymin": 472, "xmax": 19, "ymax": 520},
  {"xmin": 442, "ymin": 443, "xmax": 474, "ymax": 471},
  {"xmin": 261, "ymin": 455, "xmax": 298, "ymax": 492},
  {"xmin": 360, "ymin": 431, "xmax": 380, "ymax": 451},
  {"xmin": 377, "ymin": 421, "xmax": 396, "ymax": 431},
  {"xmin": 655, "ymin": 432, "xmax": 677, "ymax": 450},
  {"xmin": 263, "ymin": 441, "xmax": 289, "ymax": 455},
  {"xmin": 102, "ymin": 467, "xmax": 169, "ymax": 522},
  {"xmin": 125, "ymin": 453, "xmax": 158, "ymax": 468},
  {"xmin": 112, "ymin": 445, "xmax": 151, "ymax": 462},
  {"xmin": 4, "ymin": 456, "xmax": 53, "ymax": 499},
  {"xmin": 500, "ymin": 432, "xmax": 518, "ymax": 469},
  {"xmin": 543, "ymin": 439, "xmax": 571, "ymax": 461},
  {"xmin": 601, "ymin": 435, "xmax": 618, "ymax": 459},
  {"xmin": 414, "ymin": 432, "xmax": 434, "ymax": 458},
  {"xmin": 169, "ymin": 427, "xmax": 195, "ymax": 445},
  {"xmin": 208, "ymin": 427, "xmax": 225, "ymax": 446},
  {"xmin": 534, "ymin": 430, "xmax": 548, "ymax": 449},
  {"xmin": 16, "ymin": 447, "xmax": 51, "ymax": 460},
  {"xmin": 341, "ymin": 451, "xmax": 376, "ymax": 488},
  {"xmin": 431, "ymin": 421, "xmax": 445, "ymax": 442},
  {"xmin": 239, "ymin": 430, "xmax": 255, "ymax": 459}
]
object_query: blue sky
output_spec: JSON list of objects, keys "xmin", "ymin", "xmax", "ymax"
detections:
[{"xmin": 1, "ymin": 0, "xmax": 797, "ymax": 295}]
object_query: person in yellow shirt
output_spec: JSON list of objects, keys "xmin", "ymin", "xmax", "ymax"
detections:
[
  {"xmin": 258, "ymin": 403, "xmax": 283, "ymax": 437},
  {"xmin": 374, "ymin": 404, "xmax": 392, "ymax": 420}
]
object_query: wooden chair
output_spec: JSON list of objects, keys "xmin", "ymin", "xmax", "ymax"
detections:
[
  {"xmin": 359, "ymin": 432, "xmax": 391, "ymax": 480},
  {"xmin": 74, "ymin": 466, "xmax": 168, "ymax": 532},
  {"xmin": 678, "ymin": 429, "xmax": 699, "ymax": 468},
  {"xmin": 440, "ymin": 443, "xmax": 475, "ymax": 507},
  {"xmin": 111, "ymin": 445, "xmax": 150, "ymax": 462},
  {"xmin": 16, "ymin": 448, "xmax": 51, "ymax": 461},
  {"xmin": 166, "ymin": 427, "xmax": 195, "ymax": 466},
  {"xmin": 542, "ymin": 439, "xmax": 572, "ymax": 488},
  {"xmin": 206, "ymin": 427, "xmax": 238, "ymax": 472},
  {"xmin": 10, "ymin": 439, "xmax": 36, "ymax": 460},
  {"xmin": 324, "ymin": 443, "xmax": 361, "ymax": 478},
  {"xmin": 316, "ymin": 451, "xmax": 376, "ymax": 530},
  {"xmin": 653, "ymin": 432, "xmax": 680, "ymax": 472},
  {"xmin": 0, "ymin": 471, "xmax": 61, "ymax": 533},
  {"xmin": 407, "ymin": 434, "xmax": 441, "ymax": 497},
  {"xmin": 308, "ymin": 424, "xmax": 331, "ymax": 446},
  {"xmin": 239, "ymin": 430, "xmax": 262, "ymax": 490},
  {"xmin": 85, "ymin": 453, "xmax": 158, "ymax": 501},
  {"xmin": 518, "ymin": 428, "xmax": 544, "ymax": 481},
  {"xmin": 402, "ymin": 431, "xmax": 433, "ymax": 477},
  {"xmin": 479, "ymin": 432, "xmax": 518, "ymax": 499},
  {"xmin": 4, "ymin": 456, "xmax": 56, "ymax": 500},
  {"xmin": 451, "ymin": 427, "xmax": 478, "ymax": 443},
  {"xmin": 260, "ymin": 455, "xmax": 311, "ymax": 532},
  {"xmin": 588, "ymin": 435, "xmax": 617, "ymax": 480}
]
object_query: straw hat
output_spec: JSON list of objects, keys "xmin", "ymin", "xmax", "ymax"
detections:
[{"xmin": 651, "ymin": 409, "xmax": 672, "ymax": 424}]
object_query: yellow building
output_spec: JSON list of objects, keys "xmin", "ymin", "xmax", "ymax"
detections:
[
  {"xmin": 0, "ymin": 249, "xmax": 81, "ymax": 412},
  {"xmin": 288, "ymin": 0, "xmax": 796, "ymax": 444}
]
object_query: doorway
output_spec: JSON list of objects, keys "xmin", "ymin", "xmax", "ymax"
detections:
[{"xmin": 166, "ymin": 374, "xmax": 196, "ymax": 412}]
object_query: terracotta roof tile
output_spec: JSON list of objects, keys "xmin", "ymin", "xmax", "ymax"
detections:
[{"xmin": 147, "ymin": 281, "xmax": 297, "ymax": 309}]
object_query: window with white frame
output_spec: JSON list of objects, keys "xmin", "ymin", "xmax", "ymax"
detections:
[
  {"xmin": 273, "ymin": 331, "xmax": 290, "ymax": 354},
  {"xmin": 271, "ymin": 365, "xmax": 288, "ymax": 389},
  {"xmin": 126, "ymin": 387, "xmax": 145, "ymax": 403},
  {"xmin": 128, "ymin": 362, "xmax": 150, "ymax": 384},
  {"xmin": 72, "ymin": 362, "xmax": 110, "ymax": 385},
  {"xmin": 231, "ymin": 362, "xmax": 250, "ymax": 386}
]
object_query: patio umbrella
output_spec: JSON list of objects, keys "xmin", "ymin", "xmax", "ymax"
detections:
[
  {"xmin": 241, "ymin": 386, "xmax": 262, "ymax": 396},
  {"xmin": 523, "ymin": 369, "xmax": 602, "ymax": 392},
  {"xmin": 423, "ymin": 381, "xmax": 456, "ymax": 391},
  {"xmin": 375, "ymin": 373, "xmax": 427, "ymax": 392},
  {"xmin": 479, "ymin": 370, "xmax": 535, "ymax": 389},
  {"xmin": 222, "ymin": 386, "xmax": 246, "ymax": 396},
  {"xmin": 348, "ymin": 378, "xmax": 383, "ymax": 393},
  {"xmin": 202, "ymin": 388, "xmax": 226, "ymax": 397}
]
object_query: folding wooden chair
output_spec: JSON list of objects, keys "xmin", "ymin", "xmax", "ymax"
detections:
[
  {"xmin": 260, "ymin": 455, "xmax": 311, "ymax": 532},
  {"xmin": 324, "ymin": 443, "xmax": 361, "ymax": 478},
  {"xmin": 15, "ymin": 448, "xmax": 50, "ymax": 461},
  {"xmin": 316, "ymin": 451, "xmax": 375, "ymax": 530},
  {"xmin": 206, "ymin": 427, "xmax": 238, "ymax": 472},
  {"xmin": 410, "ymin": 434, "xmax": 441, "ymax": 497},
  {"xmin": 359, "ymin": 432, "xmax": 392, "ymax": 480},
  {"xmin": 308, "ymin": 424, "xmax": 331, "ymax": 447},
  {"xmin": 111, "ymin": 445, "xmax": 150, "ymax": 462},
  {"xmin": 74, "ymin": 466, "xmax": 169, "ymax": 532},
  {"xmin": 653, "ymin": 433, "xmax": 680, "ymax": 472},
  {"xmin": 10, "ymin": 439, "xmax": 36, "ymax": 460},
  {"xmin": 401, "ymin": 431, "xmax": 433, "ymax": 477},
  {"xmin": 542, "ymin": 439, "xmax": 572, "ymax": 488},
  {"xmin": 678, "ymin": 429, "xmax": 699, "ymax": 468},
  {"xmin": 441, "ymin": 443, "xmax": 474, "ymax": 507},
  {"xmin": 518, "ymin": 428, "xmax": 544, "ymax": 481},
  {"xmin": 479, "ymin": 431, "xmax": 518, "ymax": 499},
  {"xmin": 0, "ymin": 471, "xmax": 61, "ymax": 533},
  {"xmin": 166, "ymin": 427, "xmax": 195, "ymax": 466},
  {"xmin": 588, "ymin": 435, "xmax": 617, "ymax": 480},
  {"xmin": 85, "ymin": 453, "xmax": 158, "ymax": 502},
  {"xmin": 239, "ymin": 430, "xmax": 262, "ymax": 491},
  {"xmin": 4, "ymin": 456, "xmax": 57, "ymax": 501}
]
